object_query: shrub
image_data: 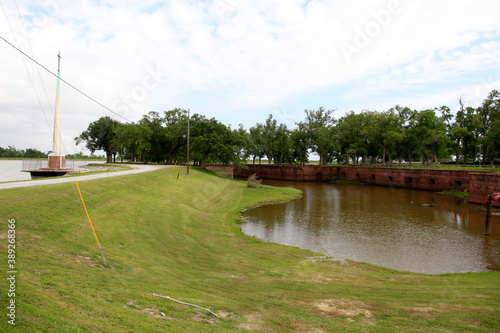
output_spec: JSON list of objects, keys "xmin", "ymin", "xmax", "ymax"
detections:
[{"xmin": 247, "ymin": 173, "xmax": 262, "ymax": 188}]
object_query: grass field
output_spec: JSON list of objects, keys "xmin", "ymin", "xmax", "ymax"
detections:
[{"xmin": 1, "ymin": 167, "xmax": 499, "ymax": 332}]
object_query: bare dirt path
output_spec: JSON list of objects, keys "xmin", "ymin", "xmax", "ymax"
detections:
[{"xmin": 0, "ymin": 164, "xmax": 176, "ymax": 190}]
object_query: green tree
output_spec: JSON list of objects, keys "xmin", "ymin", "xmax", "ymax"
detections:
[
  {"xmin": 447, "ymin": 98, "xmax": 474, "ymax": 164},
  {"xmin": 190, "ymin": 114, "xmax": 238, "ymax": 167},
  {"xmin": 233, "ymin": 124, "xmax": 251, "ymax": 163},
  {"xmin": 248, "ymin": 124, "xmax": 266, "ymax": 164},
  {"xmin": 297, "ymin": 107, "xmax": 336, "ymax": 165},
  {"xmin": 290, "ymin": 125, "xmax": 309, "ymax": 165},
  {"xmin": 274, "ymin": 123, "xmax": 291, "ymax": 165},
  {"xmin": 372, "ymin": 110, "xmax": 405, "ymax": 164},
  {"xmin": 336, "ymin": 111, "xmax": 365, "ymax": 164},
  {"xmin": 23, "ymin": 148, "xmax": 47, "ymax": 158},
  {"xmin": 111, "ymin": 123, "xmax": 143, "ymax": 163},
  {"xmin": 477, "ymin": 89, "xmax": 500, "ymax": 165},
  {"xmin": 261, "ymin": 115, "xmax": 278, "ymax": 164},
  {"xmin": 75, "ymin": 116, "xmax": 119, "ymax": 163},
  {"xmin": 138, "ymin": 111, "xmax": 167, "ymax": 163},
  {"xmin": 163, "ymin": 109, "xmax": 189, "ymax": 164},
  {"xmin": 409, "ymin": 109, "xmax": 450, "ymax": 164},
  {"xmin": 389, "ymin": 105, "xmax": 419, "ymax": 163}
]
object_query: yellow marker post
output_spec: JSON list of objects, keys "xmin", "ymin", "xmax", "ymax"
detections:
[{"xmin": 74, "ymin": 180, "xmax": 107, "ymax": 266}]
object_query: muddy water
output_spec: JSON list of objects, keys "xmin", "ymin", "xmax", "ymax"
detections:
[{"xmin": 241, "ymin": 180, "xmax": 500, "ymax": 274}]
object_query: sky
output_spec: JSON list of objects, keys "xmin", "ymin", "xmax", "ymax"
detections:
[{"xmin": 1, "ymin": 0, "xmax": 500, "ymax": 156}]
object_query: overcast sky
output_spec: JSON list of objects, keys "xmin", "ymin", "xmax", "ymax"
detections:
[{"xmin": 1, "ymin": 0, "xmax": 500, "ymax": 156}]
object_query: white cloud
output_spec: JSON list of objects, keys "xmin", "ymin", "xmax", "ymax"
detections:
[{"xmin": 1, "ymin": 0, "xmax": 500, "ymax": 153}]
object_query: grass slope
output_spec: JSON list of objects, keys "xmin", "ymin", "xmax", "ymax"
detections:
[{"xmin": 1, "ymin": 167, "xmax": 499, "ymax": 332}]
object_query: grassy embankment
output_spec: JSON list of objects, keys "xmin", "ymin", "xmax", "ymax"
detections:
[{"xmin": 1, "ymin": 167, "xmax": 499, "ymax": 332}]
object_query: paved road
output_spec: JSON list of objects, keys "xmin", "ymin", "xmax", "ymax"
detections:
[{"xmin": 0, "ymin": 164, "xmax": 171, "ymax": 190}]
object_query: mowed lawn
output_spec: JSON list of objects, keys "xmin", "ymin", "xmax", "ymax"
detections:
[{"xmin": 1, "ymin": 167, "xmax": 499, "ymax": 332}]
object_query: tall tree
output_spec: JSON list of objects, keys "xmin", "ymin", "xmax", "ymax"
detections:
[
  {"xmin": 190, "ymin": 114, "xmax": 238, "ymax": 167},
  {"xmin": 447, "ymin": 98, "xmax": 473, "ymax": 164},
  {"xmin": 290, "ymin": 125, "xmax": 309, "ymax": 165},
  {"xmin": 298, "ymin": 107, "xmax": 336, "ymax": 165},
  {"xmin": 163, "ymin": 109, "xmax": 188, "ymax": 164},
  {"xmin": 248, "ymin": 124, "xmax": 266, "ymax": 164},
  {"xmin": 139, "ymin": 111, "xmax": 167, "ymax": 163},
  {"xmin": 477, "ymin": 89, "xmax": 500, "ymax": 165},
  {"xmin": 261, "ymin": 115, "xmax": 278, "ymax": 164},
  {"xmin": 75, "ymin": 116, "xmax": 119, "ymax": 163},
  {"xmin": 389, "ymin": 105, "xmax": 418, "ymax": 163},
  {"xmin": 112, "ymin": 122, "xmax": 143, "ymax": 163},
  {"xmin": 410, "ymin": 109, "xmax": 450, "ymax": 164},
  {"xmin": 233, "ymin": 124, "xmax": 251, "ymax": 163},
  {"xmin": 336, "ymin": 111, "xmax": 365, "ymax": 164}
]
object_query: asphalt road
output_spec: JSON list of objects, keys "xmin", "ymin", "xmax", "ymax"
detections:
[{"xmin": 0, "ymin": 164, "xmax": 172, "ymax": 190}]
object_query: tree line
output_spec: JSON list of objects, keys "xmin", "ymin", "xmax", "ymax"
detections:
[
  {"xmin": 75, "ymin": 89, "xmax": 500, "ymax": 166},
  {"xmin": 0, "ymin": 146, "xmax": 47, "ymax": 158}
]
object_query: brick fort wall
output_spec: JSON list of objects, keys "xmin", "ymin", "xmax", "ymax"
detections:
[{"xmin": 233, "ymin": 164, "xmax": 499, "ymax": 205}]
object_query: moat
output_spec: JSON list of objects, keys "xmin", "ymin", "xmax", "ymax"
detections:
[{"xmin": 241, "ymin": 180, "xmax": 500, "ymax": 274}]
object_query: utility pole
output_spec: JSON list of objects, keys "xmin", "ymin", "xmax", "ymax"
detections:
[
  {"xmin": 478, "ymin": 144, "xmax": 482, "ymax": 168},
  {"xmin": 187, "ymin": 108, "xmax": 190, "ymax": 175}
]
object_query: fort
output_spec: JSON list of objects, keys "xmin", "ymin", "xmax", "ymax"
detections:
[{"xmin": 233, "ymin": 164, "xmax": 500, "ymax": 206}]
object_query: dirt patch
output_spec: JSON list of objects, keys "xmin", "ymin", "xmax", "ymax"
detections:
[
  {"xmin": 411, "ymin": 306, "xmax": 437, "ymax": 320},
  {"xmin": 296, "ymin": 271, "xmax": 341, "ymax": 284},
  {"xmin": 192, "ymin": 313, "xmax": 219, "ymax": 325},
  {"xmin": 74, "ymin": 255, "xmax": 112, "ymax": 269},
  {"xmin": 124, "ymin": 301, "xmax": 173, "ymax": 320},
  {"xmin": 237, "ymin": 313, "xmax": 263, "ymax": 331},
  {"xmin": 305, "ymin": 256, "xmax": 346, "ymax": 265},
  {"xmin": 297, "ymin": 329, "xmax": 326, "ymax": 333},
  {"xmin": 226, "ymin": 274, "xmax": 242, "ymax": 279},
  {"xmin": 189, "ymin": 307, "xmax": 231, "ymax": 325},
  {"xmin": 315, "ymin": 299, "xmax": 371, "ymax": 319}
]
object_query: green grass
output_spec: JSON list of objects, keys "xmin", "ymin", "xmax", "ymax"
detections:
[
  {"xmin": 1, "ymin": 167, "xmax": 499, "ymax": 332},
  {"xmin": 439, "ymin": 189, "xmax": 470, "ymax": 200}
]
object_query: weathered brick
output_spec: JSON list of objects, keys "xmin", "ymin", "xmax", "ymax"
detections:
[{"xmin": 233, "ymin": 164, "xmax": 499, "ymax": 206}]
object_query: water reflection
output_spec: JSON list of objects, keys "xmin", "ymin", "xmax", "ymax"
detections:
[{"xmin": 241, "ymin": 180, "xmax": 500, "ymax": 274}]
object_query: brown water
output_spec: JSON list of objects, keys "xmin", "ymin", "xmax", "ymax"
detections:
[{"xmin": 241, "ymin": 180, "xmax": 500, "ymax": 274}]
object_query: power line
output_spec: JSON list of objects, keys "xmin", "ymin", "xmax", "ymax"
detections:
[
  {"xmin": 0, "ymin": 34, "xmax": 132, "ymax": 123},
  {"xmin": 0, "ymin": 2, "xmax": 53, "ymax": 134},
  {"xmin": 13, "ymin": 0, "xmax": 54, "ymax": 116}
]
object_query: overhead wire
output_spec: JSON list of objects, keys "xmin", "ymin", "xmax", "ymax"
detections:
[
  {"xmin": 0, "ymin": 34, "xmax": 132, "ymax": 123},
  {"xmin": 0, "ymin": 1, "xmax": 53, "ymax": 136},
  {"xmin": 13, "ymin": 0, "xmax": 54, "ymax": 117}
]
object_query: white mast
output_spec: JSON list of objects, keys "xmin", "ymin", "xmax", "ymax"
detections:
[{"xmin": 52, "ymin": 52, "xmax": 62, "ymax": 154}]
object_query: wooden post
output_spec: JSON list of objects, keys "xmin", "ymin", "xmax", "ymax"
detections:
[
  {"xmin": 485, "ymin": 193, "xmax": 500, "ymax": 236},
  {"xmin": 187, "ymin": 108, "xmax": 190, "ymax": 175},
  {"xmin": 485, "ymin": 197, "xmax": 492, "ymax": 235}
]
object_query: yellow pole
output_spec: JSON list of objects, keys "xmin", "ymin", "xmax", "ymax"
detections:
[{"xmin": 74, "ymin": 179, "xmax": 107, "ymax": 266}]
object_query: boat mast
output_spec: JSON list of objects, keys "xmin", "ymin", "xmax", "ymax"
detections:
[{"xmin": 52, "ymin": 52, "xmax": 62, "ymax": 155}]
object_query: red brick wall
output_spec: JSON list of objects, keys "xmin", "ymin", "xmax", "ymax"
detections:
[
  {"xmin": 48, "ymin": 155, "xmax": 66, "ymax": 169},
  {"xmin": 233, "ymin": 164, "xmax": 499, "ymax": 205},
  {"xmin": 469, "ymin": 173, "xmax": 500, "ymax": 206},
  {"xmin": 233, "ymin": 164, "xmax": 338, "ymax": 182}
]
